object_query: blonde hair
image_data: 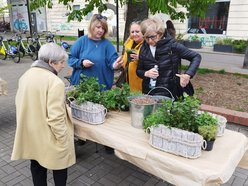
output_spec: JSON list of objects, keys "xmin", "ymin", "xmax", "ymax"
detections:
[
  {"xmin": 88, "ymin": 14, "xmax": 108, "ymax": 39},
  {"xmin": 140, "ymin": 17, "xmax": 165, "ymax": 39}
]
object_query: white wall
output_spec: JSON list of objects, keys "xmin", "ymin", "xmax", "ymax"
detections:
[
  {"xmin": 45, "ymin": 0, "xmax": 248, "ymax": 44},
  {"xmin": 46, "ymin": 0, "xmax": 126, "ymax": 38},
  {"xmin": 226, "ymin": 0, "xmax": 248, "ymax": 39}
]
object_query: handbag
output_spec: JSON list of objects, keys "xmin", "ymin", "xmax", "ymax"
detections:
[
  {"xmin": 114, "ymin": 66, "xmax": 128, "ymax": 88},
  {"xmin": 169, "ymin": 46, "xmax": 194, "ymax": 100},
  {"xmin": 171, "ymin": 76, "xmax": 194, "ymax": 100}
]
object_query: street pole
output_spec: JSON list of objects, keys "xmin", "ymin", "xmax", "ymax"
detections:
[
  {"xmin": 26, "ymin": 0, "xmax": 33, "ymax": 36},
  {"xmin": 116, "ymin": 0, "xmax": 119, "ymax": 53}
]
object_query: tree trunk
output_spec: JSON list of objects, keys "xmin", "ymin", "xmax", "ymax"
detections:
[
  {"xmin": 243, "ymin": 46, "xmax": 248, "ymax": 69},
  {"xmin": 122, "ymin": 0, "xmax": 148, "ymax": 49}
]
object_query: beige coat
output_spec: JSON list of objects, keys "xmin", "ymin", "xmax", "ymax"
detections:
[{"xmin": 11, "ymin": 67, "xmax": 76, "ymax": 170}]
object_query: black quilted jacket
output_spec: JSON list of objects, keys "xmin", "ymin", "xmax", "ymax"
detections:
[{"xmin": 137, "ymin": 35, "xmax": 201, "ymax": 98}]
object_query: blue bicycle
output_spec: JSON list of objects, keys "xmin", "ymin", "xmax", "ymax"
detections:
[{"xmin": 0, "ymin": 35, "xmax": 21, "ymax": 63}]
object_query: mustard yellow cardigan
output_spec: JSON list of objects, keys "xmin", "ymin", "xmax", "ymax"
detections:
[{"xmin": 123, "ymin": 37, "xmax": 143, "ymax": 92}]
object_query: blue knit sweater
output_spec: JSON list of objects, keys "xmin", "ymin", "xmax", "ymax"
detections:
[{"xmin": 68, "ymin": 35, "xmax": 118, "ymax": 90}]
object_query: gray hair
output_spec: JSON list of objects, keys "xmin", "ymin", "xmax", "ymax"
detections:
[
  {"xmin": 140, "ymin": 17, "xmax": 165, "ymax": 38},
  {"xmin": 38, "ymin": 43, "xmax": 68, "ymax": 63}
]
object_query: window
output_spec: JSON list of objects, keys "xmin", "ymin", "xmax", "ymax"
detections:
[
  {"xmin": 188, "ymin": 1, "xmax": 230, "ymax": 34},
  {"xmin": 73, "ymin": 5, "xmax": 80, "ymax": 10}
]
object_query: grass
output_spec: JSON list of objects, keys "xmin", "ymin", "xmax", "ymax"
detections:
[
  {"xmin": 182, "ymin": 65, "xmax": 248, "ymax": 79},
  {"xmin": 54, "ymin": 35, "xmax": 124, "ymax": 45}
]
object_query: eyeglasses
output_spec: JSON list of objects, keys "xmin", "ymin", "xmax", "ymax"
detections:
[
  {"xmin": 96, "ymin": 14, "xmax": 107, "ymax": 21},
  {"xmin": 145, "ymin": 34, "xmax": 157, "ymax": 40}
]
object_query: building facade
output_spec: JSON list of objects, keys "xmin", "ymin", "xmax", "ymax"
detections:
[{"xmin": 6, "ymin": 0, "xmax": 248, "ymax": 46}]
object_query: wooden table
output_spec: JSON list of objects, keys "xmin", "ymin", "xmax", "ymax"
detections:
[
  {"xmin": 72, "ymin": 110, "xmax": 248, "ymax": 186},
  {"xmin": 0, "ymin": 78, "xmax": 7, "ymax": 96}
]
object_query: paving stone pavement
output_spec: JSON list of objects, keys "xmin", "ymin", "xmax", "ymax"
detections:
[{"xmin": 0, "ymin": 57, "xmax": 248, "ymax": 186}]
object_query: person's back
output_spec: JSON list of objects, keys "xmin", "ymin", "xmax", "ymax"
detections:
[{"xmin": 12, "ymin": 43, "xmax": 76, "ymax": 186}]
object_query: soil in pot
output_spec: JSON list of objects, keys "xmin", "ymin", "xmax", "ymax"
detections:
[
  {"xmin": 130, "ymin": 96, "xmax": 157, "ymax": 105},
  {"xmin": 128, "ymin": 96, "xmax": 157, "ymax": 129}
]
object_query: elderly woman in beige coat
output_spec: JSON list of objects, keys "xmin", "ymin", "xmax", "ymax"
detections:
[{"xmin": 11, "ymin": 43, "xmax": 75, "ymax": 186}]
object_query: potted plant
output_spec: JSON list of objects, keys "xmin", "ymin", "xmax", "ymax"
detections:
[
  {"xmin": 196, "ymin": 112, "xmax": 218, "ymax": 151},
  {"xmin": 176, "ymin": 33, "xmax": 185, "ymax": 45},
  {"xmin": 126, "ymin": 48, "xmax": 136, "ymax": 62},
  {"xmin": 143, "ymin": 94, "xmax": 205, "ymax": 158},
  {"xmin": 232, "ymin": 39, "xmax": 248, "ymax": 54},
  {"xmin": 184, "ymin": 34, "xmax": 202, "ymax": 49},
  {"xmin": 67, "ymin": 75, "xmax": 131, "ymax": 125},
  {"xmin": 213, "ymin": 37, "xmax": 233, "ymax": 53}
]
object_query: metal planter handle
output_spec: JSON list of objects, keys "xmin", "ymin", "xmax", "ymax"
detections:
[{"xmin": 147, "ymin": 86, "xmax": 175, "ymax": 102}]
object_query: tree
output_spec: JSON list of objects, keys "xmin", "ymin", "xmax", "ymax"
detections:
[
  {"xmin": 243, "ymin": 46, "xmax": 248, "ymax": 69},
  {"xmin": 0, "ymin": 5, "xmax": 10, "ymax": 21},
  {"xmin": 29, "ymin": 0, "xmax": 215, "ymax": 40}
]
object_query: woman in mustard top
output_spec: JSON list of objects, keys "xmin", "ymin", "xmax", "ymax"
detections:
[{"xmin": 123, "ymin": 21, "xmax": 144, "ymax": 92}]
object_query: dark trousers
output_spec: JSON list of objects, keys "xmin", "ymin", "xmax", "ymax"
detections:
[{"xmin": 30, "ymin": 160, "xmax": 67, "ymax": 186}]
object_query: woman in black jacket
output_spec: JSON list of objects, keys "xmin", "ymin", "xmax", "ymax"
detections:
[{"xmin": 137, "ymin": 18, "xmax": 201, "ymax": 100}]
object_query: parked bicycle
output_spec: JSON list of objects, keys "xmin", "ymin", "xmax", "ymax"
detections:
[
  {"xmin": 15, "ymin": 33, "xmax": 38, "ymax": 61},
  {"xmin": 44, "ymin": 30, "xmax": 70, "ymax": 51},
  {"xmin": 32, "ymin": 32, "xmax": 42, "ymax": 51},
  {"xmin": 0, "ymin": 35, "xmax": 21, "ymax": 63}
]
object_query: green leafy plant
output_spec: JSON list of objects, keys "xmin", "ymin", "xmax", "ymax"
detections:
[
  {"xmin": 67, "ymin": 75, "xmax": 103, "ymax": 105},
  {"xmin": 144, "ymin": 100, "xmax": 173, "ymax": 130},
  {"xmin": 67, "ymin": 75, "xmax": 130, "ymax": 111},
  {"xmin": 125, "ymin": 48, "xmax": 136, "ymax": 54},
  {"xmin": 176, "ymin": 32, "xmax": 185, "ymax": 41},
  {"xmin": 198, "ymin": 125, "xmax": 218, "ymax": 141},
  {"xmin": 196, "ymin": 111, "xmax": 218, "ymax": 140},
  {"xmin": 144, "ymin": 94, "xmax": 201, "ymax": 133},
  {"xmin": 101, "ymin": 83, "xmax": 130, "ymax": 111},
  {"xmin": 190, "ymin": 34, "xmax": 200, "ymax": 42},
  {"xmin": 232, "ymin": 39, "xmax": 248, "ymax": 53},
  {"xmin": 215, "ymin": 37, "xmax": 233, "ymax": 45}
]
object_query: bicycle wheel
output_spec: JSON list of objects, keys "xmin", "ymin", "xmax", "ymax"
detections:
[
  {"xmin": 17, "ymin": 45, "xmax": 25, "ymax": 58},
  {"xmin": 0, "ymin": 46, "xmax": 7, "ymax": 60},
  {"xmin": 28, "ymin": 45, "xmax": 38, "ymax": 61},
  {"xmin": 31, "ymin": 51, "xmax": 38, "ymax": 61},
  {"xmin": 12, "ymin": 51, "xmax": 21, "ymax": 63}
]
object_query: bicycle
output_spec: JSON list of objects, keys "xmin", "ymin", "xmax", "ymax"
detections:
[
  {"xmin": 0, "ymin": 35, "xmax": 21, "ymax": 63},
  {"xmin": 58, "ymin": 35, "xmax": 70, "ymax": 52},
  {"xmin": 15, "ymin": 33, "xmax": 38, "ymax": 61},
  {"xmin": 32, "ymin": 32, "xmax": 42, "ymax": 51},
  {"xmin": 44, "ymin": 30, "xmax": 70, "ymax": 51}
]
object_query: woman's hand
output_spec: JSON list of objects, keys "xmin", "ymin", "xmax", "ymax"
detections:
[
  {"xmin": 113, "ymin": 56, "xmax": 124, "ymax": 69},
  {"xmin": 82, "ymin": 59, "xmax": 94, "ymax": 68},
  {"xmin": 176, "ymin": 73, "xmax": 190, "ymax": 87},
  {"xmin": 144, "ymin": 68, "xmax": 159, "ymax": 79},
  {"xmin": 130, "ymin": 53, "xmax": 139, "ymax": 61}
]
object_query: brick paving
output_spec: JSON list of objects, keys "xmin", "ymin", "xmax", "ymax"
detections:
[{"xmin": 0, "ymin": 55, "xmax": 248, "ymax": 186}]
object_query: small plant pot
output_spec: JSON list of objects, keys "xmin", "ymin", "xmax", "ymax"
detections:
[
  {"xmin": 202, "ymin": 139, "xmax": 215, "ymax": 151},
  {"xmin": 213, "ymin": 44, "xmax": 233, "ymax": 53},
  {"xmin": 184, "ymin": 41, "xmax": 202, "ymax": 49}
]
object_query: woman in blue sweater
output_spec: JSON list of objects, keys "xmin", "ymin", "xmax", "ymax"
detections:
[{"xmin": 68, "ymin": 14, "xmax": 123, "ymax": 89}]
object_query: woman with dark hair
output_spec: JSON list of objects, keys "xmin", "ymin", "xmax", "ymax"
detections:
[{"xmin": 166, "ymin": 20, "xmax": 176, "ymax": 38}]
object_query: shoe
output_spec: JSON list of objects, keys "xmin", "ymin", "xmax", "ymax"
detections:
[{"xmin": 104, "ymin": 146, "xmax": 114, "ymax": 154}]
